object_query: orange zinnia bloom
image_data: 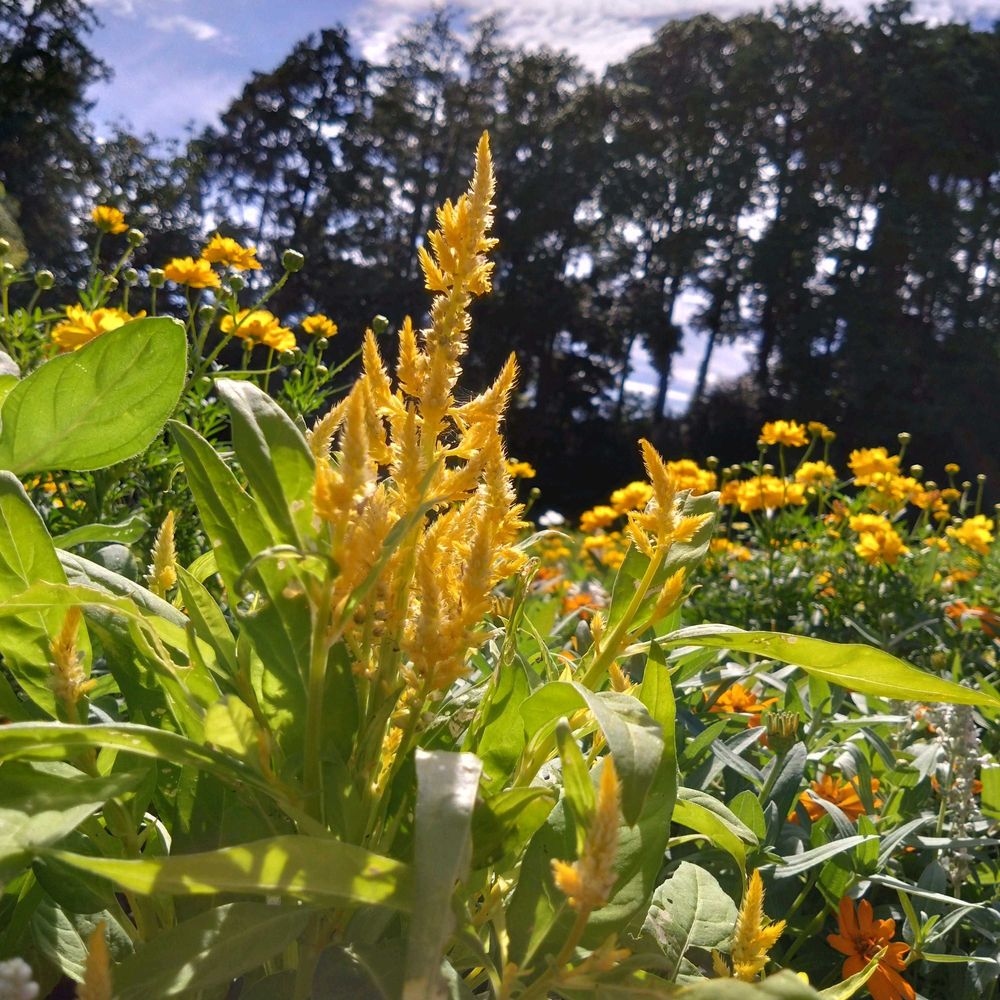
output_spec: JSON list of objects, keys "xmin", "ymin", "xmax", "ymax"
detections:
[
  {"xmin": 828, "ymin": 897, "xmax": 914, "ymax": 1000},
  {"xmin": 795, "ymin": 774, "xmax": 881, "ymax": 823}
]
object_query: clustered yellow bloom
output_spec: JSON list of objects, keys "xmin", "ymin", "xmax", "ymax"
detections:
[
  {"xmin": 201, "ymin": 233, "xmax": 262, "ymax": 271},
  {"xmin": 91, "ymin": 205, "xmax": 128, "ymax": 234},
  {"xmin": 310, "ymin": 134, "xmax": 526, "ymax": 694},
  {"xmin": 220, "ymin": 309, "xmax": 296, "ymax": 353},
  {"xmin": 947, "ymin": 515, "xmax": 995, "ymax": 556},
  {"xmin": 51, "ymin": 304, "xmax": 145, "ymax": 351},
  {"xmin": 758, "ymin": 420, "xmax": 808, "ymax": 448},
  {"xmin": 729, "ymin": 475, "xmax": 806, "ymax": 513},
  {"xmin": 795, "ymin": 461, "xmax": 837, "ymax": 487},
  {"xmin": 610, "ymin": 480, "xmax": 653, "ymax": 513},
  {"xmin": 850, "ymin": 513, "xmax": 909, "ymax": 567},
  {"xmin": 551, "ymin": 757, "xmax": 621, "ymax": 912},
  {"xmin": 301, "ymin": 314, "xmax": 338, "ymax": 337},
  {"xmin": 580, "ymin": 505, "xmax": 618, "ymax": 533},
  {"xmin": 506, "ymin": 460, "xmax": 536, "ymax": 479},
  {"xmin": 849, "ymin": 447, "xmax": 900, "ymax": 485},
  {"xmin": 163, "ymin": 256, "xmax": 221, "ymax": 289},
  {"xmin": 666, "ymin": 458, "xmax": 717, "ymax": 494}
]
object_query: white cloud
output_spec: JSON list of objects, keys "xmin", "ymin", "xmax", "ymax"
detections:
[
  {"xmin": 354, "ymin": 0, "xmax": 1000, "ymax": 72},
  {"xmin": 152, "ymin": 14, "xmax": 223, "ymax": 44}
]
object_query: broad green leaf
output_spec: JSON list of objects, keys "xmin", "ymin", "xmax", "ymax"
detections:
[
  {"xmin": 175, "ymin": 565, "xmax": 238, "ymax": 677},
  {"xmin": 30, "ymin": 899, "xmax": 133, "ymax": 982},
  {"xmin": 673, "ymin": 972, "xmax": 821, "ymax": 997},
  {"xmin": 0, "ymin": 317, "xmax": 186, "ymax": 472},
  {"xmin": 114, "ymin": 902, "xmax": 312, "ymax": 999},
  {"xmin": 216, "ymin": 379, "xmax": 315, "ymax": 543},
  {"xmin": 638, "ymin": 640, "xmax": 679, "ymax": 831},
  {"xmin": 43, "ymin": 834, "xmax": 411, "ymax": 909},
  {"xmin": 658, "ymin": 626, "xmax": 1000, "ymax": 708},
  {"xmin": 403, "ymin": 751, "xmax": 482, "ymax": 1000},
  {"xmin": 469, "ymin": 655, "xmax": 531, "ymax": 783},
  {"xmin": 816, "ymin": 949, "xmax": 882, "ymax": 998},
  {"xmin": 0, "ymin": 761, "xmax": 144, "ymax": 863},
  {"xmin": 556, "ymin": 719, "xmax": 596, "ymax": 853},
  {"xmin": 53, "ymin": 515, "xmax": 148, "ymax": 550},
  {"xmin": 521, "ymin": 683, "xmax": 663, "ymax": 824},
  {"xmin": 729, "ymin": 790, "xmax": 768, "ymax": 842},
  {"xmin": 204, "ymin": 696, "xmax": 260, "ymax": 767},
  {"xmin": 643, "ymin": 862, "xmax": 738, "ymax": 979},
  {"xmin": 0, "ymin": 472, "xmax": 88, "ymax": 713}
]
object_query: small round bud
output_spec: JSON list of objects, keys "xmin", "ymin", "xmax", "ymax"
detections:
[
  {"xmin": 315, "ymin": 336, "xmax": 328, "ymax": 350},
  {"xmin": 762, "ymin": 463, "xmax": 775, "ymax": 475},
  {"xmin": 765, "ymin": 710, "xmax": 800, "ymax": 754},
  {"xmin": 0, "ymin": 237, "xmax": 10, "ymax": 257},
  {"xmin": 280, "ymin": 348, "xmax": 297, "ymax": 363},
  {"xmin": 281, "ymin": 249, "xmax": 305, "ymax": 272},
  {"xmin": 1, "ymin": 261, "xmax": 17, "ymax": 279},
  {"xmin": 316, "ymin": 363, "xmax": 328, "ymax": 375},
  {"xmin": 962, "ymin": 480, "xmax": 972, "ymax": 491},
  {"xmin": 372, "ymin": 314, "xmax": 389, "ymax": 336},
  {"xmin": 104, "ymin": 276, "xmax": 119, "ymax": 292},
  {"xmin": 977, "ymin": 473, "xmax": 986, "ymax": 482},
  {"xmin": 198, "ymin": 375, "xmax": 213, "ymax": 389},
  {"xmin": 897, "ymin": 432, "xmax": 911, "ymax": 445},
  {"xmin": 228, "ymin": 274, "xmax": 246, "ymax": 293},
  {"xmin": 34, "ymin": 269, "xmax": 54, "ymax": 289},
  {"xmin": 909, "ymin": 465, "xmax": 924, "ymax": 478},
  {"xmin": 127, "ymin": 228, "xmax": 145, "ymax": 246},
  {"xmin": 290, "ymin": 367, "xmax": 302, "ymax": 378},
  {"xmin": 148, "ymin": 268, "xmax": 166, "ymax": 288},
  {"xmin": 925, "ymin": 480, "xmax": 937, "ymax": 490},
  {"xmin": 197, "ymin": 305, "xmax": 215, "ymax": 323},
  {"xmin": 705, "ymin": 455, "xmax": 718, "ymax": 470},
  {"xmin": 122, "ymin": 266, "xmax": 139, "ymax": 285}
]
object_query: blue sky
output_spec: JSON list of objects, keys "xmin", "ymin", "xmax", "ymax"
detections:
[{"xmin": 85, "ymin": 0, "xmax": 1000, "ymax": 137}]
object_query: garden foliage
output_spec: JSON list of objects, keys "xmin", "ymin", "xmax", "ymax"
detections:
[{"xmin": 0, "ymin": 138, "xmax": 997, "ymax": 1000}]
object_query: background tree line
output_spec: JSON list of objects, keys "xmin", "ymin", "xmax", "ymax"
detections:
[{"xmin": 2, "ymin": 0, "xmax": 999, "ymax": 510}]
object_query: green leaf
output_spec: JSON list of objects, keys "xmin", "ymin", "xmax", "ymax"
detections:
[
  {"xmin": 113, "ymin": 902, "xmax": 313, "ymax": 999},
  {"xmin": 470, "ymin": 787, "xmax": 557, "ymax": 870},
  {"xmin": 403, "ymin": 751, "xmax": 482, "ymax": 1000},
  {"xmin": 555, "ymin": 719, "xmax": 596, "ymax": 853},
  {"xmin": 215, "ymin": 379, "xmax": 315, "ymax": 544},
  {"xmin": 0, "ymin": 472, "xmax": 89, "ymax": 713},
  {"xmin": 658, "ymin": 626, "xmax": 999, "ymax": 708},
  {"xmin": 674, "ymin": 971, "xmax": 821, "ymax": 997},
  {"xmin": 43, "ymin": 834, "xmax": 411, "ymax": 909},
  {"xmin": 204, "ymin": 696, "xmax": 261, "ymax": 766},
  {"xmin": 816, "ymin": 949, "xmax": 882, "ymax": 998},
  {"xmin": 729, "ymin": 790, "xmax": 768, "ymax": 842},
  {"xmin": 0, "ymin": 761, "xmax": 144, "ymax": 864},
  {"xmin": 643, "ymin": 862, "xmax": 738, "ymax": 979},
  {"xmin": 0, "ymin": 317, "xmax": 187, "ymax": 473},
  {"xmin": 30, "ymin": 899, "xmax": 133, "ymax": 982},
  {"xmin": 53, "ymin": 515, "xmax": 148, "ymax": 549},
  {"xmin": 521, "ymin": 683, "xmax": 663, "ymax": 824},
  {"xmin": 673, "ymin": 788, "xmax": 757, "ymax": 873},
  {"xmin": 774, "ymin": 836, "xmax": 877, "ymax": 878}
]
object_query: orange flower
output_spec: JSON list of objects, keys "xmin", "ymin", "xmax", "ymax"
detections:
[
  {"xmin": 795, "ymin": 774, "xmax": 881, "ymax": 823},
  {"xmin": 828, "ymin": 897, "xmax": 914, "ymax": 1000},
  {"xmin": 709, "ymin": 683, "xmax": 778, "ymax": 727}
]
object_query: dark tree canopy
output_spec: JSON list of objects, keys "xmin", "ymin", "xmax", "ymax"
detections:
[{"xmin": 4, "ymin": 1, "xmax": 999, "ymax": 506}]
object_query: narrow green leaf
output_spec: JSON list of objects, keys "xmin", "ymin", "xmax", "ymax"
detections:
[
  {"xmin": 403, "ymin": 751, "xmax": 482, "ymax": 1000},
  {"xmin": 53, "ymin": 515, "xmax": 148, "ymax": 549},
  {"xmin": 659, "ymin": 626, "xmax": 998, "ymax": 707},
  {"xmin": 43, "ymin": 835, "xmax": 411, "ymax": 909},
  {"xmin": 0, "ymin": 317, "xmax": 186, "ymax": 472}
]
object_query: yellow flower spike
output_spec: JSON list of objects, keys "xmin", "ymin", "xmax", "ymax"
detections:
[
  {"xmin": 50, "ymin": 606, "xmax": 93, "ymax": 721},
  {"xmin": 608, "ymin": 661, "xmax": 632, "ymax": 693},
  {"xmin": 551, "ymin": 756, "xmax": 621, "ymax": 913},
  {"xmin": 395, "ymin": 316, "xmax": 424, "ymax": 400},
  {"xmin": 650, "ymin": 567, "xmax": 687, "ymax": 622},
  {"xmin": 306, "ymin": 396, "xmax": 350, "ymax": 460},
  {"xmin": 91, "ymin": 205, "xmax": 127, "ymax": 235},
  {"xmin": 361, "ymin": 328, "xmax": 396, "ymax": 417},
  {"xmin": 77, "ymin": 920, "xmax": 113, "ymax": 1000},
  {"xmin": 730, "ymin": 870, "xmax": 786, "ymax": 981},
  {"xmin": 147, "ymin": 510, "xmax": 177, "ymax": 597}
]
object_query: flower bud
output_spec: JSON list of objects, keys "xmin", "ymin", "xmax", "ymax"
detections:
[
  {"xmin": 127, "ymin": 228, "xmax": 145, "ymax": 246},
  {"xmin": 197, "ymin": 304, "xmax": 215, "ymax": 323},
  {"xmin": 962, "ymin": 481, "xmax": 972, "ymax": 491},
  {"xmin": 281, "ymin": 249, "xmax": 305, "ymax": 273},
  {"xmin": 34, "ymin": 269, "xmax": 54, "ymax": 289},
  {"xmin": 1, "ymin": 261, "xmax": 17, "ymax": 279},
  {"xmin": 122, "ymin": 267, "xmax": 139, "ymax": 285},
  {"xmin": 909, "ymin": 465, "xmax": 924, "ymax": 478},
  {"xmin": 897, "ymin": 432, "xmax": 911, "ymax": 445},
  {"xmin": 765, "ymin": 710, "xmax": 800, "ymax": 754},
  {"xmin": 104, "ymin": 276, "xmax": 119, "ymax": 292},
  {"xmin": 705, "ymin": 455, "xmax": 718, "ymax": 470},
  {"xmin": 315, "ymin": 336, "xmax": 328, "ymax": 350},
  {"xmin": 762, "ymin": 463, "xmax": 775, "ymax": 475},
  {"xmin": 290, "ymin": 367, "xmax": 302, "ymax": 378},
  {"xmin": 372, "ymin": 314, "xmax": 389, "ymax": 335},
  {"xmin": 148, "ymin": 268, "xmax": 166, "ymax": 288},
  {"xmin": 977, "ymin": 473, "xmax": 986, "ymax": 483},
  {"xmin": 228, "ymin": 274, "xmax": 246, "ymax": 293},
  {"xmin": 316, "ymin": 363, "xmax": 328, "ymax": 376},
  {"xmin": 0, "ymin": 237, "xmax": 10, "ymax": 257}
]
